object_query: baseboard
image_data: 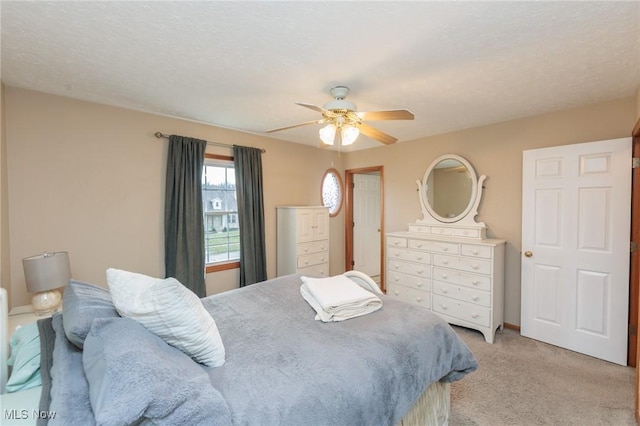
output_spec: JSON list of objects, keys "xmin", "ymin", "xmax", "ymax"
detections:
[{"xmin": 503, "ymin": 322, "xmax": 520, "ymax": 332}]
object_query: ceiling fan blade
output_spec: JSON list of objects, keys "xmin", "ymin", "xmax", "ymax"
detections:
[
  {"xmin": 356, "ymin": 109, "xmax": 414, "ymax": 121},
  {"xmin": 265, "ymin": 120, "xmax": 320, "ymax": 133},
  {"xmin": 358, "ymin": 123, "xmax": 397, "ymax": 145},
  {"xmin": 295, "ymin": 102, "xmax": 331, "ymax": 115}
]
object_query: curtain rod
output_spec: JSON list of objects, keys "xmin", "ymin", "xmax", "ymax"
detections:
[{"xmin": 154, "ymin": 132, "xmax": 266, "ymax": 153}]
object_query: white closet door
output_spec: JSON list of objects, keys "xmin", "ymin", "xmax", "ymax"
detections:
[{"xmin": 521, "ymin": 138, "xmax": 631, "ymax": 365}]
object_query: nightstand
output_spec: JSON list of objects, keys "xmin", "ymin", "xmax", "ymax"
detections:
[{"xmin": 8, "ymin": 305, "xmax": 58, "ymax": 334}]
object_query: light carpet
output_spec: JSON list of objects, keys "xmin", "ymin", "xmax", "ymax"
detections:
[{"xmin": 449, "ymin": 326, "xmax": 635, "ymax": 425}]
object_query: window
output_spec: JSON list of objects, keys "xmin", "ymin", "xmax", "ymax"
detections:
[
  {"xmin": 203, "ymin": 154, "xmax": 240, "ymax": 272},
  {"xmin": 321, "ymin": 168, "xmax": 343, "ymax": 217}
]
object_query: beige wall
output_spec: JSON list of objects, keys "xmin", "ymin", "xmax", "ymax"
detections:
[
  {"xmin": 344, "ymin": 97, "xmax": 636, "ymax": 326},
  {"xmin": 2, "ymin": 87, "xmax": 636, "ymax": 324},
  {"xmin": 637, "ymin": 84, "xmax": 640, "ymax": 121},
  {"xmin": 0, "ymin": 83, "xmax": 9, "ymax": 305},
  {"xmin": 3, "ymin": 88, "xmax": 345, "ymax": 307}
]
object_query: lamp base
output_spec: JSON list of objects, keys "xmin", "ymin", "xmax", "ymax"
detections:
[{"xmin": 31, "ymin": 289, "xmax": 62, "ymax": 316}]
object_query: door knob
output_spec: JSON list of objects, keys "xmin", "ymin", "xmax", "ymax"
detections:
[{"xmin": 524, "ymin": 251, "xmax": 533, "ymax": 258}]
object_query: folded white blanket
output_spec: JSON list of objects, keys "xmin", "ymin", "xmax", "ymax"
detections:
[{"xmin": 300, "ymin": 275, "xmax": 383, "ymax": 322}]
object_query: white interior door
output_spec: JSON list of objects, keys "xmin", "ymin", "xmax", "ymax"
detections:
[
  {"xmin": 353, "ymin": 173, "xmax": 381, "ymax": 277},
  {"xmin": 521, "ymin": 138, "xmax": 631, "ymax": 365}
]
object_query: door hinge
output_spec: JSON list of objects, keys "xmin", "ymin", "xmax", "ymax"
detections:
[
  {"xmin": 631, "ymin": 241, "xmax": 638, "ymax": 253},
  {"xmin": 351, "ymin": 260, "xmax": 355, "ymax": 266},
  {"xmin": 633, "ymin": 157, "xmax": 640, "ymax": 168},
  {"xmin": 630, "ymin": 324, "xmax": 637, "ymax": 336}
]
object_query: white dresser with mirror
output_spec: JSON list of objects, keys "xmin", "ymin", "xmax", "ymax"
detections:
[{"xmin": 386, "ymin": 154, "xmax": 505, "ymax": 343}]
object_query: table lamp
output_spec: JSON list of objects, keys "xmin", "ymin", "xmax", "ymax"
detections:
[{"xmin": 22, "ymin": 252, "xmax": 71, "ymax": 315}]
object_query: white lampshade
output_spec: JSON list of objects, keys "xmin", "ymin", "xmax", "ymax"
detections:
[
  {"xmin": 319, "ymin": 124, "xmax": 336, "ymax": 145},
  {"xmin": 23, "ymin": 252, "xmax": 71, "ymax": 315},
  {"xmin": 341, "ymin": 125, "xmax": 360, "ymax": 146}
]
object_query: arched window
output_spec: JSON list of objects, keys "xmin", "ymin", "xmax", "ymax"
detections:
[{"xmin": 321, "ymin": 168, "xmax": 343, "ymax": 217}]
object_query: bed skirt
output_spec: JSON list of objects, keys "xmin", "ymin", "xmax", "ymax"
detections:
[{"xmin": 397, "ymin": 381, "xmax": 450, "ymax": 426}]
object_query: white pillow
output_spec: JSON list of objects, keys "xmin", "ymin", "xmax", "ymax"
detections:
[{"xmin": 106, "ymin": 268, "xmax": 225, "ymax": 367}]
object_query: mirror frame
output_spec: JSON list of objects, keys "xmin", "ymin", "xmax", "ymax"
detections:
[{"xmin": 421, "ymin": 154, "xmax": 478, "ymax": 223}]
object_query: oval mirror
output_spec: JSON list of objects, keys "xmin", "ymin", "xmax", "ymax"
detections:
[{"xmin": 422, "ymin": 155, "xmax": 478, "ymax": 223}]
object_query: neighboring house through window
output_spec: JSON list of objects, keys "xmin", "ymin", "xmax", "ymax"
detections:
[{"xmin": 203, "ymin": 154, "xmax": 240, "ymax": 272}]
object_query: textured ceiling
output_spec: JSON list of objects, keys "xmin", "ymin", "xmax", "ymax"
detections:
[{"xmin": 1, "ymin": 1, "xmax": 639, "ymax": 151}]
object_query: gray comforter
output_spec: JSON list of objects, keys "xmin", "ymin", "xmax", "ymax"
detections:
[{"xmin": 45, "ymin": 273, "xmax": 477, "ymax": 425}]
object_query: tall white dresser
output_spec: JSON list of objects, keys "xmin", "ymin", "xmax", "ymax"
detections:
[
  {"xmin": 276, "ymin": 206, "xmax": 330, "ymax": 277},
  {"xmin": 385, "ymin": 154, "xmax": 506, "ymax": 343}
]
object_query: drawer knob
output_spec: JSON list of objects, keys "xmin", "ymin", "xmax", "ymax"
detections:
[
  {"xmin": 442, "ymin": 247, "xmax": 448, "ymax": 251},
  {"xmin": 442, "ymin": 260, "xmax": 448, "ymax": 265},
  {"xmin": 441, "ymin": 274, "xmax": 448, "ymax": 280},
  {"xmin": 304, "ymin": 248, "xmax": 309, "ymax": 252},
  {"xmin": 394, "ymin": 290, "xmax": 399, "ymax": 296},
  {"xmin": 394, "ymin": 241, "xmax": 400, "ymax": 246},
  {"xmin": 463, "ymin": 231, "xmax": 469, "ymax": 235},
  {"xmin": 394, "ymin": 253, "xmax": 400, "ymax": 257},
  {"xmin": 471, "ymin": 313, "xmax": 479, "ymax": 319},
  {"xmin": 416, "ymin": 297, "xmax": 423, "ymax": 302},
  {"xmin": 416, "ymin": 255, "xmax": 423, "ymax": 260},
  {"xmin": 472, "ymin": 250, "xmax": 478, "ymax": 255},
  {"xmin": 417, "ymin": 269, "xmax": 423, "ymax": 274},
  {"xmin": 472, "ymin": 281, "xmax": 479, "ymax": 286},
  {"xmin": 442, "ymin": 288, "xmax": 447, "ymax": 294},
  {"xmin": 472, "ymin": 296, "xmax": 479, "ymax": 301},
  {"xmin": 472, "ymin": 264, "xmax": 479, "ymax": 270},
  {"xmin": 417, "ymin": 282, "xmax": 422, "ymax": 288},
  {"xmin": 440, "ymin": 304, "xmax": 447, "ymax": 310}
]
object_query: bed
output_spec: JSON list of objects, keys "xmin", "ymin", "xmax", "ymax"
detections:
[{"xmin": 1, "ymin": 271, "xmax": 477, "ymax": 425}]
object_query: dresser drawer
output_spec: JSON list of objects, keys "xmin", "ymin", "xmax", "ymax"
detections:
[
  {"xmin": 460, "ymin": 244, "xmax": 492, "ymax": 259},
  {"xmin": 409, "ymin": 239, "xmax": 458, "ymax": 255},
  {"xmin": 388, "ymin": 283, "xmax": 431, "ymax": 309},
  {"xmin": 387, "ymin": 247, "xmax": 431, "ymax": 264},
  {"xmin": 296, "ymin": 240, "xmax": 328, "ymax": 256},
  {"xmin": 388, "ymin": 259, "xmax": 431, "ymax": 279},
  {"xmin": 433, "ymin": 281, "xmax": 490, "ymax": 307},
  {"xmin": 297, "ymin": 251, "xmax": 328, "ymax": 268},
  {"xmin": 298, "ymin": 263, "xmax": 329, "ymax": 277},
  {"xmin": 387, "ymin": 236, "xmax": 408, "ymax": 248},
  {"xmin": 430, "ymin": 226, "xmax": 453, "ymax": 237},
  {"xmin": 452, "ymin": 228, "xmax": 481, "ymax": 239},
  {"xmin": 433, "ymin": 254, "xmax": 491, "ymax": 275},
  {"xmin": 387, "ymin": 271, "xmax": 430, "ymax": 292},
  {"xmin": 432, "ymin": 267, "xmax": 491, "ymax": 291},
  {"xmin": 432, "ymin": 295, "xmax": 491, "ymax": 327}
]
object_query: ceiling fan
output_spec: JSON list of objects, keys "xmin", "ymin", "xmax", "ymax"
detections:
[{"xmin": 265, "ymin": 86, "xmax": 414, "ymax": 146}]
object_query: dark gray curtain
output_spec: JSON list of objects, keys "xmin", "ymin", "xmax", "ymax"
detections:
[
  {"xmin": 233, "ymin": 146, "xmax": 267, "ymax": 286},
  {"xmin": 164, "ymin": 135, "xmax": 207, "ymax": 297}
]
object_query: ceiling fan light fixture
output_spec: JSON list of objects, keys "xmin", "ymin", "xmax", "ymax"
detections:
[
  {"xmin": 341, "ymin": 125, "xmax": 359, "ymax": 146},
  {"xmin": 319, "ymin": 123, "xmax": 336, "ymax": 145}
]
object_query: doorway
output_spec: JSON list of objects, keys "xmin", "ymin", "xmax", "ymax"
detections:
[{"xmin": 345, "ymin": 166, "xmax": 385, "ymax": 291}]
